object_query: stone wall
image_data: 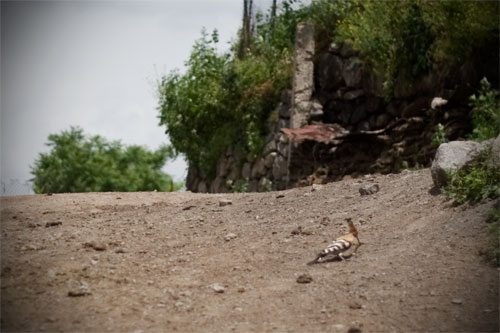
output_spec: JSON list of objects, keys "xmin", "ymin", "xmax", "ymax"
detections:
[{"xmin": 186, "ymin": 24, "xmax": 498, "ymax": 193}]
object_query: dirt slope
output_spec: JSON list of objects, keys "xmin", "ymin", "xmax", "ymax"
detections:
[{"xmin": 1, "ymin": 169, "xmax": 498, "ymax": 332}]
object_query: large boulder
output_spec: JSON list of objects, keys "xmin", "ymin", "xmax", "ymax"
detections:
[{"xmin": 431, "ymin": 140, "xmax": 490, "ymax": 187}]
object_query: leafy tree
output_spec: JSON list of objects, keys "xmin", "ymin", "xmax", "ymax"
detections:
[
  {"xmin": 158, "ymin": 28, "xmax": 291, "ymax": 179},
  {"xmin": 157, "ymin": 1, "xmax": 358, "ymax": 180},
  {"xmin": 158, "ymin": 30, "xmax": 237, "ymax": 179},
  {"xmin": 31, "ymin": 127, "xmax": 182, "ymax": 193}
]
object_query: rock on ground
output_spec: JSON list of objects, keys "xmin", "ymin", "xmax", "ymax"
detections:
[{"xmin": 431, "ymin": 140, "xmax": 490, "ymax": 187}]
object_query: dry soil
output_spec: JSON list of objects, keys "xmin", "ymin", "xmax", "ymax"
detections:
[{"xmin": 1, "ymin": 169, "xmax": 499, "ymax": 332}]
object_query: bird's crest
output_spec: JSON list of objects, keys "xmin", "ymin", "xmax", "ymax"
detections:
[
  {"xmin": 346, "ymin": 218, "xmax": 357, "ymax": 236},
  {"xmin": 346, "ymin": 218, "xmax": 363, "ymax": 247}
]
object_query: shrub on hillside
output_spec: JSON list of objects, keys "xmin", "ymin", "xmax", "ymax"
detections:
[
  {"xmin": 158, "ymin": 27, "xmax": 292, "ymax": 179},
  {"xmin": 157, "ymin": 1, "xmax": 353, "ymax": 179},
  {"xmin": 31, "ymin": 127, "xmax": 181, "ymax": 193},
  {"xmin": 335, "ymin": 0, "xmax": 498, "ymax": 95},
  {"xmin": 469, "ymin": 78, "xmax": 500, "ymax": 142}
]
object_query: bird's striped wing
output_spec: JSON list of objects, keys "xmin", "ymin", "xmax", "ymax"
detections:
[{"xmin": 307, "ymin": 239, "xmax": 353, "ymax": 265}]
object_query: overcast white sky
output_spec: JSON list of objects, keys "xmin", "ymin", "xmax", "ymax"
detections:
[{"xmin": 1, "ymin": 0, "xmax": 276, "ymax": 194}]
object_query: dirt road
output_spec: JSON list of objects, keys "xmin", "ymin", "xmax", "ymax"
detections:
[{"xmin": 1, "ymin": 169, "xmax": 498, "ymax": 332}]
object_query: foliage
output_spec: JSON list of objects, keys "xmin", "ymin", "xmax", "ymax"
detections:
[
  {"xmin": 226, "ymin": 179, "xmax": 249, "ymax": 193},
  {"xmin": 335, "ymin": 0, "xmax": 499, "ymax": 95},
  {"xmin": 336, "ymin": 1, "xmax": 433, "ymax": 94},
  {"xmin": 442, "ymin": 77, "xmax": 499, "ymax": 266},
  {"xmin": 443, "ymin": 150, "xmax": 500, "ymax": 266},
  {"xmin": 443, "ymin": 151, "xmax": 500, "ymax": 205},
  {"xmin": 261, "ymin": 177, "xmax": 273, "ymax": 192},
  {"xmin": 157, "ymin": 1, "xmax": 357, "ymax": 180},
  {"xmin": 468, "ymin": 78, "xmax": 500, "ymax": 142},
  {"xmin": 424, "ymin": 1, "xmax": 499, "ymax": 64},
  {"xmin": 158, "ymin": 25, "xmax": 292, "ymax": 179},
  {"xmin": 157, "ymin": 0, "xmax": 497, "ymax": 182},
  {"xmin": 432, "ymin": 123, "xmax": 447, "ymax": 148},
  {"xmin": 253, "ymin": 0, "xmax": 354, "ymax": 53},
  {"xmin": 158, "ymin": 30, "xmax": 235, "ymax": 179},
  {"xmin": 157, "ymin": 30, "xmax": 291, "ymax": 178},
  {"xmin": 31, "ymin": 127, "xmax": 182, "ymax": 193}
]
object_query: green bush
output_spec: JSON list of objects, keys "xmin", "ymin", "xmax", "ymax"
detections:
[
  {"xmin": 31, "ymin": 127, "xmax": 182, "ymax": 193},
  {"xmin": 443, "ymin": 149, "xmax": 500, "ymax": 267},
  {"xmin": 469, "ymin": 78, "xmax": 500, "ymax": 142},
  {"xmin": 335, "ymin": 0, "xmax": 499, "ymax": 95},
  {"xmin": 425, "ymin": 1, "xmax": 499, "ymax": 64},
  {"xmin": 158, "ymin": 26, "xmax": 292, "ymax": 179},
  {"xmin": 440, "ymin": 78, "xmax": 500, "ymax": 266},
  {"xmin": 226, "ymin": 179, "xmax": 249, "ymax": 193},
  {"xmin": 431, "ymin": 123, "xmax": 448, "ymax": 148},
  {"xmin": 157, "ymin": 1, "xmax": 354, "ymax": 180},
  {"xmin": 336, "ymin": 1, "xmax": 433, "ymax": 94},
  {"xmin": 158, "ymin": 30, "xmax": 234, "ymax": 179},
  {"xmin": 444, "ymin": 151, "xmax": 500, "ymax": 205}
]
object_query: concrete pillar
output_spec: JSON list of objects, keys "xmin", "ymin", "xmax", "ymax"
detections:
[{"xmin": 290, "ymin": 23, "xmax": 315, "ymax": 129}]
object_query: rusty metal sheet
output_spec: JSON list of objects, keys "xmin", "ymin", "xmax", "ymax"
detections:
[{"xmin": 281, "ymin": 123, "xmax": 350, "ymax": 144}]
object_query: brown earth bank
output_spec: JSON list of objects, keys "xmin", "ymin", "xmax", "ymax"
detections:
[{"xmin": 1, "ymin": 169, "xmax": 498, "ymax": 332}]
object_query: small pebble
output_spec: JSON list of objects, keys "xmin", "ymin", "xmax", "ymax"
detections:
[
  {"xmin": 68, "ymin": 289, "xmax": 91, "ymax": 297},
  {"xmin": 296, "ymin": 274, "xmax": 313, "ymax": 284},
  {"xmin": 224, "ymin": 233, "xmax": 237, "ymax": 241},
  {"xmin": 451, "ymin": 298, "xmax": 463, "ymax": 305},
  {"xmin": 219, "ymin": 199, "xmax": 232, "ymax": 207},
  {"xmin": 311, "ymin": 184, "xmax": 323, "ymax": 192},
  {"xmin": 349, "ymin": 301, "xmax": 362, "ymax": 310},
  {"xmin": 45, "ymin": 221, "xmax": 62, "ymax": 228},
  {"xmin": 359, "ymin": 183, "xmax": 380, "ymax": 196},
  {"xmin": 210, "ymin": 283, "xmax": 225, "ymax": 293},
  {"xmin": 83, "ymin": 241, "xmax": 107, "ymax": 251}
]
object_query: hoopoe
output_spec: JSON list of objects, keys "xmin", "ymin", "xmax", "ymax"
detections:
[{"xmin": 307, "ymin": 218, "xmax": 363, "ymax": 265}]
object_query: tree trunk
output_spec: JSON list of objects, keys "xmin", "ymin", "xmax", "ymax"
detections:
[
  {"xmin": 270, "ymin": 0, "xmax": 277, "ymax": 31},
  {"xmin": 238, "ymin": 0, "xmax": 253, "ymax": 59}
]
